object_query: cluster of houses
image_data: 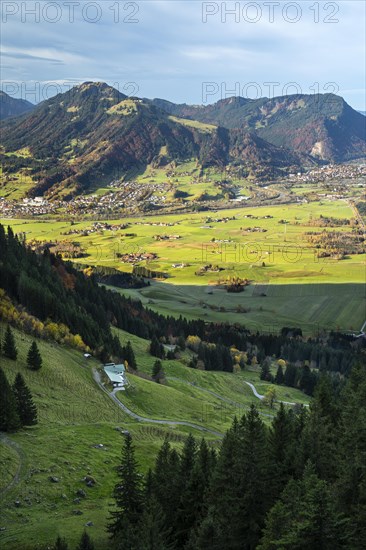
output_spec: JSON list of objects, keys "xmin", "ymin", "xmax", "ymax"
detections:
[
  {"xmin": 61, "ymin": 221, "xmax": 129, "ymax": 236},
  {"xmin": 0, "ymin": 196, "xmax": 59, "ymax": 217},
  {"xmin": 118, "ymin": 252, "xmax": 158, "ymax": 264},
  {"xmin": 153, "ymin": 234, "xmax": 181, "ymax": 241},
  {"xmin": 1, "ymin": 163, "xmax": 364, "ymax": 219},
  {"xmin": 288, "ymin": 164, "xmax": 366, "ymax": 185},
  {"xmin": 136, "ymin": 221, "xmax": 179, "ymax": 227},
  {"xmin": 107, "ymin": 180, "xmax": 171, "ymax": 206}
]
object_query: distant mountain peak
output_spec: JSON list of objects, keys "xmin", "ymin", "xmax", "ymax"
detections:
[
  {"xmin": 0, "ymin": 84, "xmax": 364, "ymax": 200},
  {"xmin": 150, "ymin": 92, "xmax": 365, "ymax": 162},
  {"xmin": 0, "ymin": 91, "xmax": 34, "ymax": 120}
]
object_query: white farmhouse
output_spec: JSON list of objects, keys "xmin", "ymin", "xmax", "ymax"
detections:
[{"xmin": 103, "ymin": 363, "xmax": 126, "ymax": 388}]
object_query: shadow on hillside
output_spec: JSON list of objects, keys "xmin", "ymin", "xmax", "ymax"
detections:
[{"xmin": 109, "ymin": 280, "xmax": 366, "ymax": 336}]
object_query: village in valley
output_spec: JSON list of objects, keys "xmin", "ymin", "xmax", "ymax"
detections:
[{"xmin": 0, "ymin": 163, "xmax": 365, "ymax": 220}]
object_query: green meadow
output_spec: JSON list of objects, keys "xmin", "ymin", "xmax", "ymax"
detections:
[
  {"xmin": 3, "ymin": 198, "xmax": 365, "ymax": 333},
  {"xmin": 0, "ymin": 323, "xmax": 310, "ymax": 549}
]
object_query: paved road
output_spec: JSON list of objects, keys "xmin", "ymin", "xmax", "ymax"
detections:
[
  {"xmin": 92, "ymin": 369, "xmax": 224, "ymax": 437},
  {"xmin": 243, "ymin": 380, "xmax": 306, "ymax": 406}
]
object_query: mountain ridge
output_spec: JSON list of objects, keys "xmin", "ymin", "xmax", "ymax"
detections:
[
  {"xmin": 0, "ymin": 91, "xmax": 35, "ymax": 120},
  {"xmin": 0, "ymin": 82, "xmax": 303, "ymax": 198},
  {"xmin": 148, "ymin": 93, "xmax": 366, "ymax": 162},
  {"xmin": 0, "ymin": 82, "xmax": 364, "ymax": 199}
]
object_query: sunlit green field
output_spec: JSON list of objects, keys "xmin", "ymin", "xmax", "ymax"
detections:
[
  {"xmin": 2, "ymin": 199, "xmax": 365, "ymax": 333},
  {"xmin": 4, "ymin": 200, "xmax": 365, "ymax": 280}
]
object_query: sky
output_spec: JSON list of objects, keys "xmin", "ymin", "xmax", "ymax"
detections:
[{"xmin": 1, "ymin": 0, "xmax": 365, "ymax": 109}]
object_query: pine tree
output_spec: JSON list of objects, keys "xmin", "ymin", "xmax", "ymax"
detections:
[
  {"xmin": 3, "ymin": 324, "xmax": 17, "ymax": 360},
  {"xmin": 275, "ymin": 364, "xmax": 284, "ymax": 385},
  {"xmin": 300, "ymin": 376, "xmax": 339, "ymax": 482},
  {"xmin": 53, "ymin": 535, "xmax": 69, "ymax": 550},
  {"xmin": 175, "ymin": 434, "xmax": 197, "ymax": 547},
  {"xmin": 123, "ymin": 341, "xmax": 137, "ymax": 370},
  {"xmin": 12, "ymin": 372, "xmax": 37, "ymax": 426},
  {"xmin": 152, "ymin": 360, "xmax": 164, "ymax": 383},
  {"xmin": 234, "ymin": 406, "xmax": 270, "ymax": 549},
  {"xmin": 260, "ymin": 358, "xmax": 272, "ymax": 381},
  {"xmin": 150, "ymin": 336, "xmax": 165, "ymax": 359},
  {"xmin": 268, "ymin": 403, "xmax": 294, "ymax": 503},
  {"xmin": 152, "ymin": 439, "xmax": 181, "ymax": 546},
  {"xmin": 0, "ymin": 367, "xmax": 21, "ymax": 432},
  {"xmin": 201, "ymin": 419, "xmax": 241, "ymax": 549},
  {"xmin": 195, "ymin": 514, "xmax": 222, "ymax": 550},
  {"xmin": 284, "ymin": 364, "xmax": 297, "ymax": 387},
  {"xmin": 138, "ymin": 470, "xmax": 172, "ymax": 550},
  {"xmin": 259, "ymin": 463, "xmax": 346, "ymax": 550},
  {"xmin": 77, "ymin": 531, "xmax": 94, "ymax": 550},
  {"xmin": 335, "ymin": 364, "xmax": 366, "ymax": 548},
  {"xmin": 108, "ymin": 433, "xmax": 143, "ymax": 540},
  {"xmin": 178, "ymin": 438, "xmax": 213, "ymax": 548},
  {"xmin": 27, "ymin": 341, "xmax": 42, "ymax": 370}
]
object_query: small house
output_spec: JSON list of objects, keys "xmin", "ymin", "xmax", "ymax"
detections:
[{"xmin": 103, "ymin": 363, "xmax": 126, "ymax": 388}]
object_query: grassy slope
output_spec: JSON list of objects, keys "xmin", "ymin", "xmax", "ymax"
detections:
[
  {"xmin": 0, "ymin": 326, "xmax": 202, "ymax": 549},
  {"xmin": 0, "ymin": 323, "xmax": 311, "ymax": 549},
  {"xmin": 123, "ymin": 281, "xmax": 366, "ymax": 334},
  {"xmin": 115, "ymin": 327, "xmax": 311, "ymax": 408},
  {"xmin": 0, "ymin": 443, "xmax": 20, "ymax": 492}
]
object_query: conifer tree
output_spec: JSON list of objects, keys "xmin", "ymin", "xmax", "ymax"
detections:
[
  {"xmin": 13, "ymin": 372, "xmax": 37, "ymax": 426},
  {"xmin": 275, "ymin": 364, "xmax": 284, "ymax": 385},
  {"xmin": 258, "ymin": 463, "xmax": 346, "ymax": 550},
  {"xmin": 3, "ymin": 324, "xmax": 17, "ymax": 360},
  {"xmin": 195, "ymin": 514, "xmax": 222, "ymax": 550},
  {"xmin": 138, "ymin": 470, "xmax": 171, "ymax": 550},
  {"xmin": 177, "ymin": 438, "xmax": 213, "ymax": 548},
  {"xmin": 335, "ymin": 364, "xmax": 366, "ymax": 548},
  {"xmin": 300, "ymin": 375, "xmax": 339, "ymax": 482},
  {"xmin": 0, "ymin": 367, "xmax": 21, "ymax": 432},
  {"xmin": 260, "ymin": 358, "xmax": 272, "ymax": 381},
  {"xmin": 268, "ymin": 403, "xmax": 294, "ymax": 503},
  {"xmin": 175, "ymin": 434, "xmax": 198, "ymax": 547},
  {"xmin": 108, "ymin": 433, "xmax": 143, "ymax": 540},
  {"xmin": 284, "ymin": 364, "xmax": 297, "ymax": 387},
  {"xmin": 150, "ymin": 336, "xmax": 165, "ymax": 359},
  {"xmin": 123, "ymin": 341, "xmax": 137, "ymax": 370},
  {"xmin": 77, "ymin": 531, "xmax": 94, "ymax": 550},
  {"xmin": 53, "ymin": 535, "xmax": 69, "ymax": 550},
  {"xmin": 27, "ymin": 341, "xmax": 42, "ymax": 370},
  {"xmin": 201, "ymin": 419, "xmax": 241, "ymax": 549},
  {"xmin": 152, "ymin": 439, "xmax": 181, "ymax": 545},
  {"xmin": 152, "ymin": 360, "xmax": 164, "ymax": 383},
  {"xmin": 234, "ymin": 405, "xmax": 270, "ymax": 549}
]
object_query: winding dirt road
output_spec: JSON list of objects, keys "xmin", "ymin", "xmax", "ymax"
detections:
[
  {"xmin": 92, "ymin": 369, "xmax": 224, "ymax": 437},
  {"xmin": 0, "ymin": 433, "xmax": 27, "ymax": 498}
]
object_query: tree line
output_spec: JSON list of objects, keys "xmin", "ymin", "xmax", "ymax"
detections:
[
  {"xmin": 0, "ymin": 224, "xmax": 363, "ymax": 376},
  {"xmin": 105, "ymin": 365, "xmax": 366, "ymax": 550},
  {"xmin": 0, "ymin": 368, "xmax": 37, "ymax": 431}
]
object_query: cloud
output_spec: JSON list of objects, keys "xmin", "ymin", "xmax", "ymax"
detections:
[{"xmin": 1, "ymin": 0, "xmax": 364, "ymax": 109}]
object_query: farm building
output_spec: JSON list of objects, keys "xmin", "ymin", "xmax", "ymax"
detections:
[{"xmin": 103, "ymin": 363, "xmax": 126, "ymax": 388}]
